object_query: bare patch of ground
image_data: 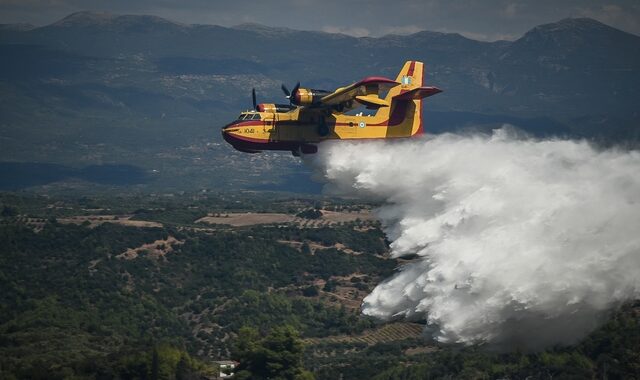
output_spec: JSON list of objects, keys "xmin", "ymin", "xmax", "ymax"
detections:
[
  {"xmin": 116, "ymin": 236, "xmax": 184, "ymax": 260},
  {"xmin": 321, "ymin": 285, "xmax": 368, "ymax": 311},
  {"xmin": 196, "ymin": 213, "xmax": 296, "ymax": 226},
  {"xmin": 195, "ymin": 210, "xmax": 375, "ymax": 227},
  {"xmin": 58, "ymin": 215, "xmax": 163, "ymax": 228},
  {"xmin": 296, "ymin": 273, "xmax": 375, "ymax": 312},
  {"xmin": 88, "ymin": 259, "xmax": 102, "ymax": 275},
  {"xmin": 278, "ymin": 240, "xmax": 362, "ymax": 255}
]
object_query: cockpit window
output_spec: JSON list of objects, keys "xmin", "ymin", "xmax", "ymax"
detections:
[{"xmin": 237, "ymin": 113, "xmax": 261, "ymax": 120}]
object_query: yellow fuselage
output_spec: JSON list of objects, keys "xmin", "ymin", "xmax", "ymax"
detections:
[{"xmin": 221, "ymin": 60, "xmax": 434, "ymax": 154}]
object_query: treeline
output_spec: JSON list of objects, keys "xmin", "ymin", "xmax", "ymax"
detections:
[{"xmin": 2, "ymin": 343, "xmax": 216, "ymax": 380}]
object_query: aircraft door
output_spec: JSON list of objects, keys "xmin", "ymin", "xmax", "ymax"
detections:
[{"xmin": 263, "ymin": 114, "xmax": 276, "ymax": 141}]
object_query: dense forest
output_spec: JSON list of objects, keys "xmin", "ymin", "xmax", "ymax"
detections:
[{"xmin": 0, "ymin": 192, "xmax": 638, "ymax": 379}]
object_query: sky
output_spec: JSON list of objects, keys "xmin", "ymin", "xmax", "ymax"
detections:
[{"xmin": 1, "ymin": 0, "xmax": 639, "ymax": 41}]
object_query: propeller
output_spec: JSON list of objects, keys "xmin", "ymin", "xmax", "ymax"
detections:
[
  {"xmin": 291, "ymin": 82, "xmax": 300, "ymax": 104},
  {"xmin": 281, "ymin": 82, "xmax": 300, "ymax": 105},
  {"xmin": 281, "ymin": 84, "xmax": 290, "ymax": 98},
  {"xmin": 252, "ymin": 88, "xmax": 257, "ymax": 111}
]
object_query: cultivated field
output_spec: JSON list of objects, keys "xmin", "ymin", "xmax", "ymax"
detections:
[
  {"xmin": 196, "ymin": 210, "xmax": 376, "ymax": 227},
  {"xmin": 58, "ymin": 215, "xmax": 163, "ymax": 228},
  {"xmin": 305, "ymin": 322, "xmax": 428, "ymax": 346}
]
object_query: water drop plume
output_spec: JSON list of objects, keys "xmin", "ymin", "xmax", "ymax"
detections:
[{"xmin": 309, "ymin": 129, "xmax": 640, "ymax": 350}]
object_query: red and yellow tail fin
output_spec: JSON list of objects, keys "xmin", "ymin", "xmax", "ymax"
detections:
[{"xmin": 376, "ymin": 61, "xmax": 441, "ymax": 137}]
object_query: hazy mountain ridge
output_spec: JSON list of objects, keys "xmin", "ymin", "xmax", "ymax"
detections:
[
  {"xmin": 3, "ymin": 13, "xmax": 636, "ymax": 117},
  {"xmin": 0, "ymin": 12, "xmax": 638, "ymax": 191}
]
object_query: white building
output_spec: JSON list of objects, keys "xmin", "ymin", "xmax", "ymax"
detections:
[{"xmin": 214, "ymin": 360, "xmax": 238, "ymax": 378}]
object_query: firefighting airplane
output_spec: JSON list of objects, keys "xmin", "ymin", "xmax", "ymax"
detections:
[{"xmin": 221, "ymin": 60, "xmax": 441, "ymax": 156}]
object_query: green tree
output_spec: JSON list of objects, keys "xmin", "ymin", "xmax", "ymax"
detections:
[
  {"xmin": 176, "ymin": 355, "xmax": 196, "ymax": 380},
  {"xmin": 302, "ymin": 286, "xmax": 319, "ymax": 297},
  {"xmin": 151, "ymin": 348, "xmax": 159, "ymax": 380},
  {"xmin": 233, "ymin": 325, "xmax": 315, "ymax": 380},
  {"xmin": 1, "ymin": 205, "xmax": 17, "ymax": 217}
]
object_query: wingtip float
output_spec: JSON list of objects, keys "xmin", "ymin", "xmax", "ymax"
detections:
[{"xmin": 222, "ymin": 60, "xmax": 442, "ymax": 156}]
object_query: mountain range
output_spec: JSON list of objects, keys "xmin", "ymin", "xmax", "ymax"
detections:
[{"xmin": 1, "ymin": 12, "xmax": 639, "ymax": 191}]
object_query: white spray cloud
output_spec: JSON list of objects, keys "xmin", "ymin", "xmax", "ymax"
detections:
[{"xmin": 309, "ymin": 129, "xmax": 640, "ymax": 350}]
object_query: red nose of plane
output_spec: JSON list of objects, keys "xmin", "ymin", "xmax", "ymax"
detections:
[
  {"xmin": 221, "ymin": 122, "xmax": 239, "ymax": 145},
  {"xmin": 221, "ymin": 120, "xmax": 264, "ymax": 154}
]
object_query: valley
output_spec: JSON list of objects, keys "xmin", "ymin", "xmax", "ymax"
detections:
[{"xmin": 1, "ymin": 191, "xmax": 638, "ymax": 379}]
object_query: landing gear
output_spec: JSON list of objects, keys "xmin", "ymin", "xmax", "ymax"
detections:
[
  {"xmin": 301, "ymin": 144, "xmax": 318, "ymax": 154},
  {"xmin": 318, "ymin": 119, "xmax": 329, "ymax": 137},
  {"xmin": 291, "ymin": 144, "xmax": 318, "ymax": 157}
]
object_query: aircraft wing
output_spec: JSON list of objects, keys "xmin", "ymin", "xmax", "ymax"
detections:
[{"xmin": 319, "ymin": 76, "xmax": 399, "ymax": 108}]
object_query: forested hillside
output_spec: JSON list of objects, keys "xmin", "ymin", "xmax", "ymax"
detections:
[{"xmin": 1, "ymin": 192, "xmax": 638, "ymax": 379}]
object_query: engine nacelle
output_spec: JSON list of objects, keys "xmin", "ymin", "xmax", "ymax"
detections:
[
  {"xmin": 256, "ymin": 103, "xmax": 296, "ymax": 113},
  {"xmin": 293, "ymin": 88, "xmax": 330, "ymax": 106}
]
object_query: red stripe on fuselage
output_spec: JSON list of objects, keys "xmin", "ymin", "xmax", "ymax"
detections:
[
  {"xmin": 223, "ymin": 131, "xmax": 301, "ymax": 152},
  {"xmin": 226, "ymin": 134, "xmax": 269, "ymax": 144}
]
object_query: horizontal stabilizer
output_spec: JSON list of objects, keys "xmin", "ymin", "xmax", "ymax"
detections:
[
  {"xmin": 355, "ymin": 95, "xmax": 389, "ymax": 109},
  {"xmin": 393, "ymin": 86, "xmax": 442, "ymax": 100}
]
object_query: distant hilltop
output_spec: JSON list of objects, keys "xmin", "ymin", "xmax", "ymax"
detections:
[
  {"xmin": 50, "ymin": 11, "xmax": 189, "ymax": 30},
  {"xmin": 4, "ymin": 10, "xmax": 637, "ymax": 41}
]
